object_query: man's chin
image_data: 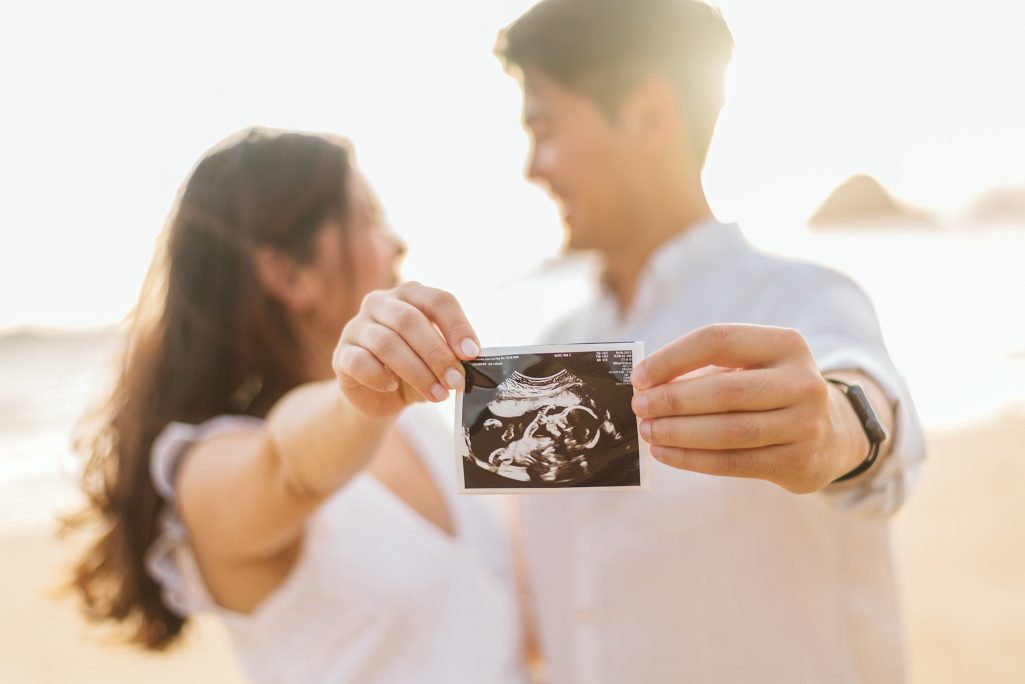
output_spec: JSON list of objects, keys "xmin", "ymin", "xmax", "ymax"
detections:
[{"xmin": 562, "ymin": 220, "xmax": 594, "ymax": 252}]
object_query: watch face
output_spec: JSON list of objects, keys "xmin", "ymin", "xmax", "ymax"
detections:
[
  {"xmin": 846, "ymin": 384, "xmax": 887, "ymax": 444},
  {"xmin": 827, "ymin": 379, "xmax": 887, "ymax": 484}
]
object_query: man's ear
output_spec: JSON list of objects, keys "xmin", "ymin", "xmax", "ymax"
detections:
[
  {"xmin": 619, "ymin": 76, "xmax": 686, "ymax": 157},
  {"xmin": 252, "ymin": 246, "xmax": 313, "ymax": 313}
]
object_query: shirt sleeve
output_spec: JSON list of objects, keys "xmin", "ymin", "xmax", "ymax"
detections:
[
  {"xmin": 770, "ymin": 263, "xmax": 927, "ymax": 519},
  {"xmin": 146, "ymin": 415, "xmax": 265, "ymax": 616}
]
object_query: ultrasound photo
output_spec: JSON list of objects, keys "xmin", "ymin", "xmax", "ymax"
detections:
[{"xmin": 455, "ymin": 342, "xmax": 650, "ymax": 493}]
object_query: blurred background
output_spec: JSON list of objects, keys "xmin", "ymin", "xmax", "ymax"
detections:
[{"xmin": 1, "ymin": 1, "xmax": 1022, "ymax": 682}]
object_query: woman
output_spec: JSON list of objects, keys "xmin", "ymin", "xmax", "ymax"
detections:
[{"xmin": 69, "ymin": 127, "xmax": 528, "ymax": 683}]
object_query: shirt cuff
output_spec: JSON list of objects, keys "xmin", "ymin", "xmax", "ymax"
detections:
[{"xmin": 816, "ymin": 350, "xmax": 927, "ymax": 518}]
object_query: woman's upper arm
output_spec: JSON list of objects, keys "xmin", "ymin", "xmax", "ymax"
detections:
[
  {"xmin": 176, "ymin": 428, "xmax": 320, "ymax": 565},
  {"xmin": 174, "ymin": 381, "xmax": 390, "ymax": 590}
]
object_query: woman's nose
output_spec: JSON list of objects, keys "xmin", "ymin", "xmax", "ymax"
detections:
[
  {"xmin": 392, "ymin": 234, "xmax": 407, "ymax": 259},
  {"xmin": 384, "ymin": 227, "xmax": 407, "ymax": 258}
]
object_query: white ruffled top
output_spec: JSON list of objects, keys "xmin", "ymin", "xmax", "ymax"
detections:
[{"xmin": 145, "ymin": 404, "xmax": 527, "ymax": 684}]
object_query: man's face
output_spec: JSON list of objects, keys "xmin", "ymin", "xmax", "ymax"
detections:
[{"xmin": 522, "ymin": 68, "xmax": 634, "ymax": 253}]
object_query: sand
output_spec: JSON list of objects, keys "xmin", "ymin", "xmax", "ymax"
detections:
[
  {"xmin": 893, "ymin": 406, "xmax": 1025, "ymax": 683},
  {"xmin": 0, "ymin": 527, "xmax": 244, "ymax": 684},
  {"xmin": 2, "ymin": 408, "xmax": 1023, "ymax": 683}
]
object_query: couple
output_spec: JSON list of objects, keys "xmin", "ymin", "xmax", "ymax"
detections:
[{"xmin": 70, "ymin": 1, "xmax": 925, "ymax": 682}]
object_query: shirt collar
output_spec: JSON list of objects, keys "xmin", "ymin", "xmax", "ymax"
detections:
[
  {"xmin": 646, "ymin": 216, "xmax": 747, "ymax": 291},
  {"xmin": 598, "ymin": 216, "xmax": 748, "ymax": 331}
]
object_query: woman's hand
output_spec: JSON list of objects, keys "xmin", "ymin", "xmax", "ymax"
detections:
[{"xmin": 333, "ymin": 282, "xmax": 481, "ymax": 418}]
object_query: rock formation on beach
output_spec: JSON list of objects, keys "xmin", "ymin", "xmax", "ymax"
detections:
[
  {"xmin": 809, "ymin": 174, "xmax": 933, "ymax": 228},
  {"xmin": 966, "ymin": 186, "xmax": 1025, "ymax": 225}
]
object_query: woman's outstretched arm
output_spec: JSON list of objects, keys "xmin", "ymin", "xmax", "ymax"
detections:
[
  {"xmin": 174, "ymin": 282, "xmax": 480, "ymax": 612},
  {"xmin": 175, "ymin": 383, "xmax": 390, "ymax": 611},
  {"xmin": 177, "ymin": 382, "xmax": 389, "ymax": 559}
]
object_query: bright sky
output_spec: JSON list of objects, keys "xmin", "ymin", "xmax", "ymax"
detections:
[{"xmin": 1, "ymin": 0, "xmax": 1023, "ymax": 331}]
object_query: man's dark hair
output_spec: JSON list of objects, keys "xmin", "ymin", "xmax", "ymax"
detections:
[{"xmin": 496, "ymin": 0, "xmax": 734, "ymax": 164}]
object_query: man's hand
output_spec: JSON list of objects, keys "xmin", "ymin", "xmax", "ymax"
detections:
[
  {"xmin": 630, "ymin": 324, "xmax": 873, "ymax": 493},
  {"xmin": 333, "ymin": 282, "xmax": 481, "ymax": 419}
]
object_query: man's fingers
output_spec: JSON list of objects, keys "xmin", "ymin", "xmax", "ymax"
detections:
[
  {"xmin": 369, "ymin": 296, "xmax": 465, "ymax": 391},
  {"xmin": 397, "ymin": 282, "xmax": 480, "ymax": 359},
  {"xmin": 649, "ymin": 443, "xmax": 792, "ymax": 481},
  {"xmin": 333, "ymin": 345, "xmax": 399, "ymax": 394},
  {"xmin": 639, "ymin": 409, "xmax": 798, "ymax": 451},
  {"xmin": 632, "ymin": 368, "xmax": 802, "ymax": 418},
  {"xmin": 632, "ymin": 324, "xmax": 808, "ymax": 389}
]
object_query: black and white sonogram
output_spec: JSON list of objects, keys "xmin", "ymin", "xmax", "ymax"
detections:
[{"xmin": 455, "ymin": 342, "xmax": 649, "ymax": 492}]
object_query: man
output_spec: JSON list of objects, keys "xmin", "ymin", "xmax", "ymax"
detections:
[{"xmin": 495, "ymin": 1, "xmax": 926, "ymax": 681}]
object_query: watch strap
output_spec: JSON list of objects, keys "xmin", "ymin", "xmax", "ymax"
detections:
[{"xmin": 827, "ymin": 378, "xmax": 887, "ymax": 484}]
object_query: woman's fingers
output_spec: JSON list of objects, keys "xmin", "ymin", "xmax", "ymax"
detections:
[
  {"xmin": 335, "ymin": 283, "xmax": 477, "ymax": 407},
  {"xmin": 396, "ymin": 282, "xmax": 480, "ymax": 360},
  {"xmin": 333, "ymin": 344, "xmax": 398, "ymax": 394},
  {"xmin": 353, "ymin": 323, "xmax": 448, "ymax": 402},
  {"xmin": 367, "ymin": 295, "xmax": 465, "ymax": 394}
]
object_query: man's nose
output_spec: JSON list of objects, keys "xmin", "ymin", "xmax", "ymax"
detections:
[{"xmin": 526, "ymin": 145, "xmax": 549, "ymax": 185}]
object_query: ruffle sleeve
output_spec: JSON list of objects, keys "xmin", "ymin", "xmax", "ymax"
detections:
[{"xmin": 144, "ymin": 415, "xmax": 264, "ymax": 617}]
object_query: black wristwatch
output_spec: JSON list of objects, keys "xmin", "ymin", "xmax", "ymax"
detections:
[{"xmin": 827, "ymin": 378, "xmax": 888, "ymax": 484}]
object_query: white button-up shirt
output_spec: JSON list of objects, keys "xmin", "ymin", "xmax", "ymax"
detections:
[{"xmin": 521, "ymin": 219, "xmax": 926, "ymax": 684}]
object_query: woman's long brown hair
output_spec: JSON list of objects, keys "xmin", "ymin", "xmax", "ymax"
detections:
[{"xmin": 66, "ymin": 128, "xmax": 354, "ymax": 649}]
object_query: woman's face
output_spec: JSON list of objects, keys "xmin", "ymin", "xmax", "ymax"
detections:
[
  {"xmin": 303, "ymin": 171, "xmax": 406, "ymax": 342},
  {"xmin": 345, "ymin": 170, "xmax": 405, "ymax": 298}
]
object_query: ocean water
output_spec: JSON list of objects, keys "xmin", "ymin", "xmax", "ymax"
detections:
[
  {"xmin": 757, "ymin": 224, "xmax": 1025, "ymax": 426},
  {"xmin": 0, "ymin": 329, "xmax": 121, "ymax": 529},
  {"xmin": 2, "ymin": 225, "xmax": 1023, "ymax": 528}
]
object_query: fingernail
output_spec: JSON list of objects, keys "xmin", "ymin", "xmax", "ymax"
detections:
[
  {"xmin": 631, "ymin": 364, "xmax": 648, "ymax": 388},
  {"xmin": 639, "ymin": 420, "xmax": 652, "ymax": 441},
  {"xmin": 461, "ymin": 338, "xmax": 480, "ymax": 358},
  {"xmin": 444, "ymin": 367, "xmax": 464, "ymax": 391},
  {"xmin": 430, "ymin": 383, "xmax": 447, "ymax": 402},
  {"xmin": 632, "ymin": 393, "xmax": 649, "ymax": 416},
  {"xmin": 387, "ymin": 379, "xmax": 399, "ymax": 392}
]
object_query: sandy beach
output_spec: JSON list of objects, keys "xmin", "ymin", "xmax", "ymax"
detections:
[
  {"xmin": 2, "ymin": 407, "xmax": 1023, "ymax": 683},
  {"xmin": 894, "ymin": 406, "xmax": 1025, "ymax": 683},
  {"xmin": 0, "ymin": 529, "xmax": 244, "ymax": 684}
]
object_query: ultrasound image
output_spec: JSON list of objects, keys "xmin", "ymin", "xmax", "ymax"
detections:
[{"xmin": 458, "ymin": 346, "xmax": 642, "ymax": 490}]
